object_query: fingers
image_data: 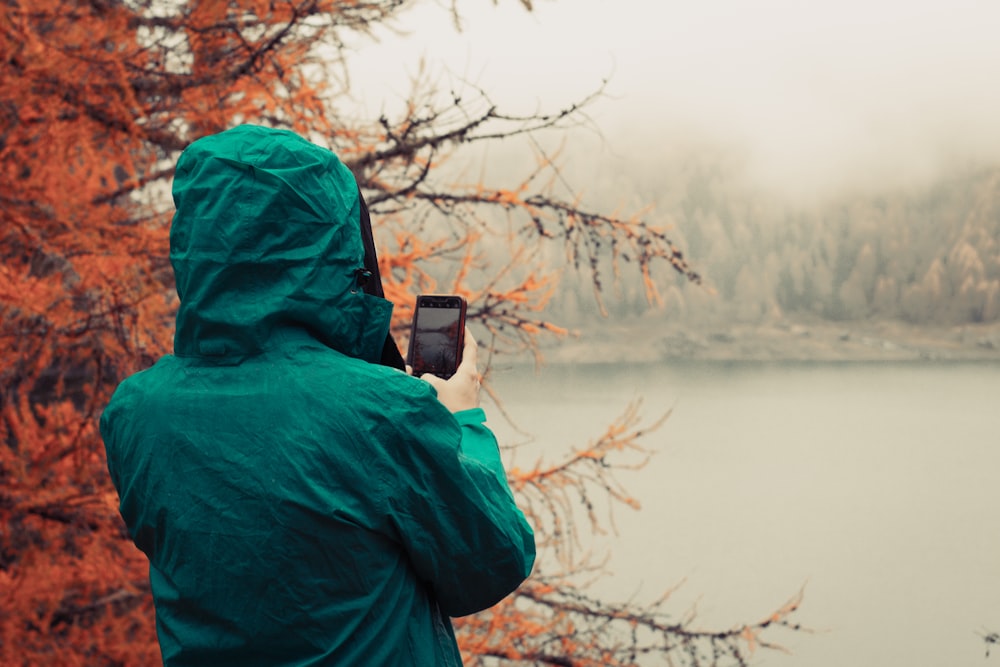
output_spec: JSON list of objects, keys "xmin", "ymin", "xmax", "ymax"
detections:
[
  {"xmin": 420, "ymin": 372, "xmax": 444, "ymax": 390},
  {"xmin": 416, "ymin": 327, "xmax": 481, "ymax": 413}
]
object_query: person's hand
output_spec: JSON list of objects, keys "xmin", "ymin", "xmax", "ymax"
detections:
[{"xmin": 418, "ymin": 327, "xmax": 480, "ymax": 413}]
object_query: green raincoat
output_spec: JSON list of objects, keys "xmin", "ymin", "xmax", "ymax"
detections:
[{"xmin": 100, "ymin": 125, "xmax": 535, "ymax": 666}]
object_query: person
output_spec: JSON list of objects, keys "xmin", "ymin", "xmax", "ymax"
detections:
[{"xmin": 100, "ymin": 124, "xmax": 535, "ymax": 667}]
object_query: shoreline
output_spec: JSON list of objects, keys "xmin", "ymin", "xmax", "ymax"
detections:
[{"xmin": 534, "ymin": 319, "xmax": 1000, "ymax": 365}]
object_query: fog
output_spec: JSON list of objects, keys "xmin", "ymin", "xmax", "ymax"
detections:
[
  {"xmin": 348, "ymin": 0, "xmax": 1000, "ymax": 201},
  {"xmin": 345, "ymin": 9, "xmax": 1000, "ymax": 665}
]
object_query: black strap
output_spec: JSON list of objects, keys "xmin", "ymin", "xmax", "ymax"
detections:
[{"xmin": 357, "ymin": 187, "xmax": 406, "ymax": 370}]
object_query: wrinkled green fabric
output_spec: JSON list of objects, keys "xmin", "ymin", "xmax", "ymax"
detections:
[{"xmin": 100, "ymin": 125, "xmax": 535, "ymax": 667}]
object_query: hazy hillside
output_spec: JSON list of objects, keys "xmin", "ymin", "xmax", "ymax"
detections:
[{"xmin": 538, "ymin": 155, "xmax": 1000, "ymax": 362}]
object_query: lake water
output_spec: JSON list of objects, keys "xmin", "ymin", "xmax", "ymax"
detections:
[{"xmin": 487, "ymin": 360, "xmax": 1000, "ymax": 667}]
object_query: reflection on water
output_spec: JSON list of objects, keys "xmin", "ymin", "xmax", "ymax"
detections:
[{"xmin": 488, "ymin": 361, "xmax": 1000, "ymax": 667}]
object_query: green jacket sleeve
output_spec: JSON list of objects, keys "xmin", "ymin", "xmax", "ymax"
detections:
[
  {"xmin": 453, "ymin": 408, "xmax": 519, "ymax": 496},
  {"xmin": 385, "ymin": 395, "xmax": 535, "ymax": 618}
]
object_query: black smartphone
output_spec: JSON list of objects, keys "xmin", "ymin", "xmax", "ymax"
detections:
[{"xmin": 407, "ymin": 295, "xmax": 467, "ymax": 379}]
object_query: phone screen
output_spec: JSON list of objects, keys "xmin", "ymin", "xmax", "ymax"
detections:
[{"xmin": 408, "ymin": 295, "xmax": 466, "ymax": 379}]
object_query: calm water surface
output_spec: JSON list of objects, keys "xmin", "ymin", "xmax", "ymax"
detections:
[{"xmin": 487, "ymin": 361, "xmax": 1000, "ymax": 667}]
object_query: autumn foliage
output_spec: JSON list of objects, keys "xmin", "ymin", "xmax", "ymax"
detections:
[{"xmin": 1, "ymin": 1, "xmax": 801, "ymax": 665}]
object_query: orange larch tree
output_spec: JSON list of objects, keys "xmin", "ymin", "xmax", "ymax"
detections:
[{"xmin": 0, "ymin": 1, "xmax": 803, "ymax": 665}]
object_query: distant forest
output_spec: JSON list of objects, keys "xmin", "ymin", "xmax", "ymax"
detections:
[{"xmin": 547, "ymin": 155, "xmax": 1000, "ymax": 328}]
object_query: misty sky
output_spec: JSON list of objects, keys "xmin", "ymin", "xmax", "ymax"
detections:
[{"xmin": 348, "ymin": 0, "xmax": 1000, "ymax": 199}]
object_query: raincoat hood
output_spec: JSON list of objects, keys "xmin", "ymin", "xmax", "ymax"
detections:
[{"xmin": 170, "ymin": 124, "xmax": 393, "ymax": 363}]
